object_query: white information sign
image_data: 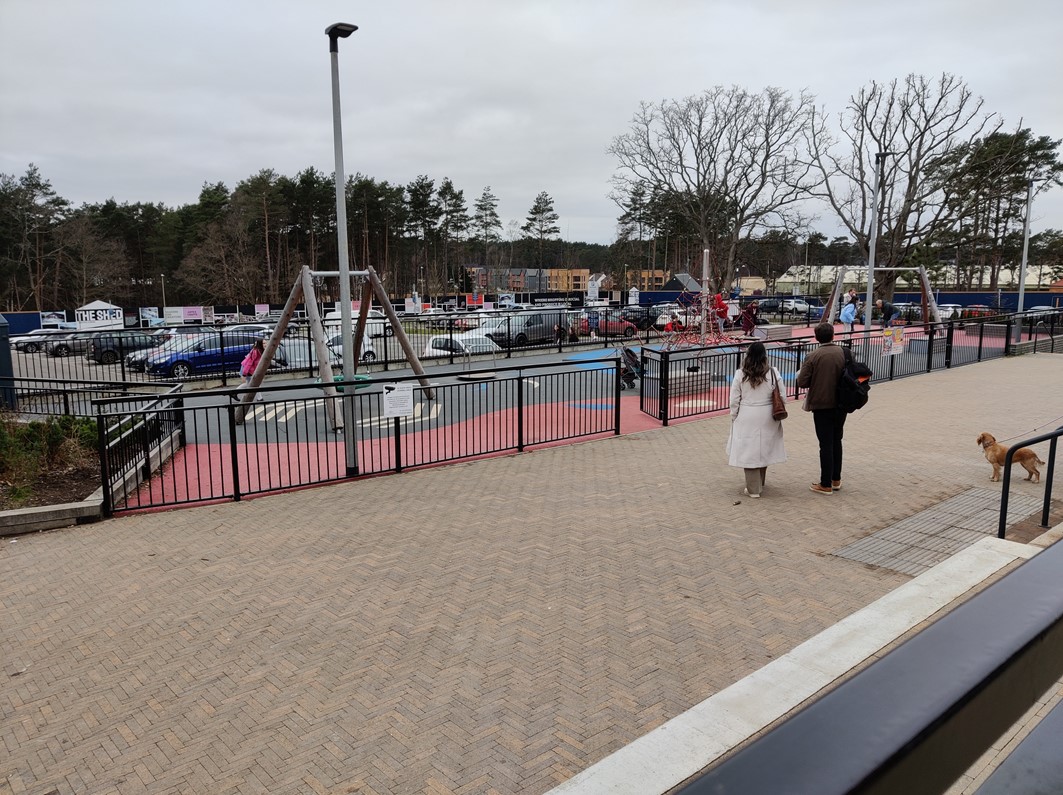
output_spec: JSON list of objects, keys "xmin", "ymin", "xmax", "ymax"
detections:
[{"xmin": 382, "ymin": 383, "xmax": 415, "ymax": 418}]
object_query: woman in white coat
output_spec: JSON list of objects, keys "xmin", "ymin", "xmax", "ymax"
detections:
[{"xmin": 726, "ymin": 341, "xmax": 786, "ymax": 498}]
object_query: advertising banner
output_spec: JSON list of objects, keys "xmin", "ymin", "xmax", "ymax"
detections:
[{"xmin": 163, "ymin": 307, "xmax": 183, "ymax": 325}]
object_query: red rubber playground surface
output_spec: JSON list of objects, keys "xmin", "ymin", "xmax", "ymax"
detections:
[{"xmin": 120, "ymin": 393, "xmax": 664, "ymax": 511}]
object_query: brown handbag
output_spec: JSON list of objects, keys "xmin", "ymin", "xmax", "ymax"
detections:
[{"xmin": 771, "ymin": 370, "xmax": 788, "ymax": 421}]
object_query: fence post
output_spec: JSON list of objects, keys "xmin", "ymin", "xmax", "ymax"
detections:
[
  {"xmin": 219, "ymin": 329, "xmax": 228, "ymax": 386},
  {"xmin": 925, "ymin": 324, "xmax": 935, "ymax": 373},
  {"xmin": 394, "ymin": 416, "xmax": 403, "ymax": 473},
  {"xmin": 517, "ymin": 371, "xmax": 525, "ymax": 451},
  {"xmin": 613, "ymin": 355, "xmax": 621, "ymax": 435},
  {"xmin": 945, "ymin": 322, "xmax": 955, "ymax": 368},
  {"xmin": 660, "ymin": 350, "xmax": 671, "ymax": 426},
  {"xmin": 1004, "ymin": 317, "xmax": 1013, "ymax": 356},
  {"xmin": 97, "ymin": 406, "xmax": 112, "ymax": 517},
  {"xmin": 977, "ymin": 321, "xmax": 985, "ymax": 361},
  {"xmin": 227, "ymin": 403, "xmax": 242, "ymax": 502}
]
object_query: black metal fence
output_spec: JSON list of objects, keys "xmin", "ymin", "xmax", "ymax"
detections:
[
  {"xmin": 95, "ymin": 357, "xmax": 622, "ymax": 514},
  {"xmin": 643, "ymin": 311, "xmax": 1060, "ymax": 424}
]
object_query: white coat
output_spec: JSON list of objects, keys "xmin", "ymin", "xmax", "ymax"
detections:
[{"xmin": 726, "ymin": 366, "xmax": 787, "ymax": 468}]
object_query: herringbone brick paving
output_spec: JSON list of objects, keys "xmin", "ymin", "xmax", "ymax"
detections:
[{"xmin": 2, "ymin": 355, "xmax": 1061, "ymax": 794}]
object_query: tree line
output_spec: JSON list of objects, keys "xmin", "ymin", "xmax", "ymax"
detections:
[{"xmin": 1, "ymin": 72, "xmax": 1061, "ymax": 313}]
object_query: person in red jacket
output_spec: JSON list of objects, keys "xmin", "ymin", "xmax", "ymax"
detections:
[{"xmin": 713, "ymin": 293, "xmax": 729, "ymax": 333}]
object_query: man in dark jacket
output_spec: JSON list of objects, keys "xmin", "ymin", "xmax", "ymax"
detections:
[{"xmin": 797, "ymin": 323, "xmax": 848, "ymax": 495}]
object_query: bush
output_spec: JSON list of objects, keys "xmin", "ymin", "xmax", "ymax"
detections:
[{"xmin": 0, "ymin": 413, "xmax": 98, "ymax": 486}]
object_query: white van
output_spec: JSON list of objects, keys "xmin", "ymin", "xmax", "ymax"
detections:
[{"xmin": 323, "ymin": 308, "xmax": 391, "ymax": 338}]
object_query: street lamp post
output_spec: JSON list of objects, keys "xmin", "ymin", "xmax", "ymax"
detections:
[
  {"xmin": 1013, "ymin": 177, "xmax": 1035, "ymax": 343},
  {"xmin": 160, "ymin": 273, "xmax": 166, "ymax": 310},
  {"xmin": 864, "ymin": 151, "xmax": 894, "ymax": 333},
  {"xmin": 326, "ymin": 22, "xmax": 358, "ymax": 474}
]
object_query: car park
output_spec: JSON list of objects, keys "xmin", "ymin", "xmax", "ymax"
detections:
[
  {"xmin": 422, "ymin": 332, "xmax": 502, "ymax": 358},
  {"xmin": 86, "ymin": 331, "xmax": 159, "ymax": 364}
]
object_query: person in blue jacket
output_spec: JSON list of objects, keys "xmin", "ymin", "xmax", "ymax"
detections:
[{"xmin": 840, "ymin": 300, "xmax": 858, "ymax": 333}]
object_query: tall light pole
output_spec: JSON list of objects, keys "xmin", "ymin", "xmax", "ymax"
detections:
[
  {"xmin": 1014, "ymin": 177, "xmax": 1035, "ymax": 343},
  {"xmin": 160, "ymin": 273, "xmax": 166, "ymax": 309},
  {"xmin": 327, "ymin": 22, "xmax": 358, "ymax": 474},
  {"xmin": 864, "ymin": 151, "xmax": 894, "ymax": 333}
]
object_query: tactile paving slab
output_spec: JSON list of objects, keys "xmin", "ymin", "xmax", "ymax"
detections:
[{"xmin": 834, "ymin": 488, "xmax": 1044, "ymax": 576}]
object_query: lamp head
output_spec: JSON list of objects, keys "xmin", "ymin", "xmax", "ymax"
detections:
[{"xmin": 326, "ymin": 23, "xmax": 358, "ymax": 51}]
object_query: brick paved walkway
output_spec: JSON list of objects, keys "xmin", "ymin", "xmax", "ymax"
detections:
[{"xmin": 3, "ymin": 354, "xmax": 1061, "ymax": 794}]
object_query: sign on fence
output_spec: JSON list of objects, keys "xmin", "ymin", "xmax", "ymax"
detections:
[
  {"xmin": 882, "ymin": 328, "xmax": 905, "ymax": 356},
  {"xmin": 382, "ymin": 383, "xmax": 415, "ymax": 418}
]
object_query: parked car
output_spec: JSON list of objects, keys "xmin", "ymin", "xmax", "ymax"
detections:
[
  {"xmin": 86, "ymin": 331, "xmax": 159, "ymax": 364},
  {"xmin": 144, "ymin": 331, "xmax": 286, "ymax": 379},
  {"xmin": 126, "ymin": 334, "xmax": 208, "ymax": 373},
  {"xmin": 479, "ymin": 309, "xmax": 567, "ymax": 347},
  {"xmin": 324, "ymin": 332, "xmax": 377, "ymax": 363},
  {"xmin": 12, "ymin": 328, "xmax": 73, "ymax": 353},
  {"xmin": 781, "ymin": 298, "xmax": 823, "ymax": 317},
  {"xmin": 964, "ymin": 305, "xmax": 996, "ymax": 318},
  {"xmin": 579, "ymin": 310, "xmax": 637, "ymax": 338},
  {"xmin": 617, "ymin": 305, "xmax": 655, "ymax": 331},
  {"xmin": 323, "ymin": 308, "xmax": 392, "ymax": 338},
  {"xmin": 422, "ymin": 332, "xmax": 502, "ymax": 358},
  {"xmin": 42, "ymin": 331, "xmax": 99, "ymax": 357},
  {"xmin": 937, "ymin": 304, "xmax": 963, "ymax": 320},
  {"xmin": 892, "ymin": 303, "xmax": 922, "ymax": 321},
  {"xmin": 1025, "ymin": 305, "xmax": 1058, "ymax": 317}
]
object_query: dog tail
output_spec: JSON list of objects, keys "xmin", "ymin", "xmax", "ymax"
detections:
[{"xmin": 1036, "ymin": 456, "xmax": 1046, "ymax": 465}]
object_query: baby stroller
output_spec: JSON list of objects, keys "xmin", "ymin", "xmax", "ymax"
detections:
[{"xmin": 617, "ymin": 345, "xmax": 643, "ymax": 390}]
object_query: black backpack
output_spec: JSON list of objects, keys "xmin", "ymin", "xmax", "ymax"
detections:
[{"xmin": 836, "ymin": 347, "xmax": 872, "ymax": 413}]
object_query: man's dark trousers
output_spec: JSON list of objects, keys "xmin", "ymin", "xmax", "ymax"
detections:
[{"xmin": 812, "ymin": 408, "xmax": 847, "ymax": 488}]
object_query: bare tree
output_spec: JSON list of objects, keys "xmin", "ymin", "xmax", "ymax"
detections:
[
  {"xmin": 609, "ymin": 86, "xmax": 817, "ymax": 291},
  {"xmin": 809, "ymin": 73, "xmax": 1001, "ymax": 297},
  {"xmin": 54, "ymin": 215, "xmax": 131, "ymax": 306}
]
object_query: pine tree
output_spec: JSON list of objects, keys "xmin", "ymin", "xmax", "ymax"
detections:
[
  {"xmin": 472, "ymin": 186, "xmax": 502, "ymax": 268},
  {"xmin": 521, "ymin": 191, "xmax": 560, "ymax": 268}
]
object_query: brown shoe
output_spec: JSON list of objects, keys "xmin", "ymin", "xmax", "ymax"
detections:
[
  {"xmin": 810, "ymin": 483, "xmax": 833, "ymax": 495},
  {"xmin": 832, "ymin": 481, "xmax": 842, "ymax": 491}
]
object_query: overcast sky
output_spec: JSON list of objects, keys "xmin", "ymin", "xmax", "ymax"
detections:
[{"xmin": 1, "ymin": 0, "xmax": 1060, "ymax": 245}]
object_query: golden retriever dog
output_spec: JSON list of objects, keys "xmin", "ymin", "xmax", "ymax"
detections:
[{"xmin": 976, "ymin": 432, "xmax": 1045, "ymax": 483}]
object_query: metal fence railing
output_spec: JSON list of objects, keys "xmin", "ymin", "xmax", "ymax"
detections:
[
  {"xmin": 642, "ymin": 310, "xmax": 1061, "ymax": 424},
  {"xmin": 94, "ymin": 357, "xmax": 622, "ymax": 514}
]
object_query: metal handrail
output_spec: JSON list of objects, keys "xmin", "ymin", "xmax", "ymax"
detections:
[{"xmin": 997, "ymin": 425, "xmax": 1062, "ymax": 538}]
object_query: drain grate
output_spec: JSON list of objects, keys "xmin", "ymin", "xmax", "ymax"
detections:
[{"xmin": 834, "ymin": 488, "xmax": 1044, "ymax": 576}]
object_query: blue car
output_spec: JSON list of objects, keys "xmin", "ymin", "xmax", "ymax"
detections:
[{"xmin": 144, "ymin": 331, "xmax": 284, "ymax": 379}]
